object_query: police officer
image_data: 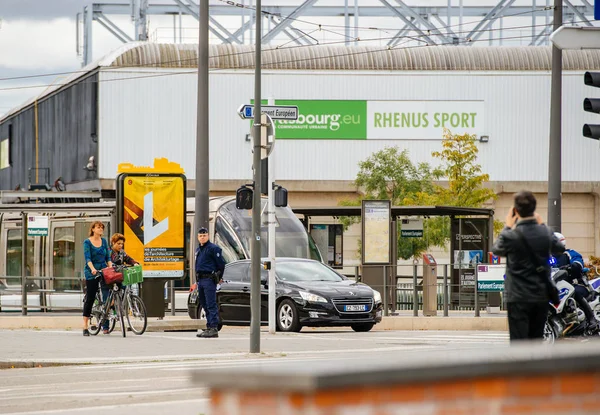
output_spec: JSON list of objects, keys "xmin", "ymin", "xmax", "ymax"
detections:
[{"xmin": 195, "ymin": 227, "xmax": 226, "ymax": 338}]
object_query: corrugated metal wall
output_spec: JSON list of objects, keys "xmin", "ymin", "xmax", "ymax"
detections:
[
  {"xmin": 0, "ymin": 74, "xmax": 99, "ymax": 190},
  {"xmin": 97, "ymin": 68, "xmax": 600, "ymax": 183}
]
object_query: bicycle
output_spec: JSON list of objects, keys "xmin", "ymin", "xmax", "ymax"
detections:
[
  {"xmin": 122, "ymin": 282, "xmax": 147, "ymax": 335},
  {"xmin": 87, "ymin": 271, "xmax": 127, "ymax": 338}
]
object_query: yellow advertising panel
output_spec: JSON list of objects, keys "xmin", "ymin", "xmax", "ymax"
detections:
[{"xmin": 119, "ymin": 174, "xmax": 186, "ymax": 279}]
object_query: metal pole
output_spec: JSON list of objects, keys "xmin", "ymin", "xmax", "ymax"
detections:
[
  {"xmin": 21, "ymin": 212, "xmax": 28, "ymax": 316},
  {"xmin": 170, "ymin": 280, "xmax": 176, "ymax": 316},
  {"xmin": 474, "ymin": 265, "xmax": 480, "ymax": 317},
  {"xmin": 354, "ymin": 0, "xmax": 358, "ymax": 45},
  {"xmin": 443, "ymin": 264, "xmax": 448, "ymax": 317},
  {"xmin": 194, "ymin": 0, "xmax": 210, "ymax": 245},
  {"xmin": 382, "ymin": 266, "xmax": 388, "ymax": 317},
  {"xmin": 548, "ymin": 0, "xmax": 562, "ymax": 232},
  {"xmin": 412, "ymin": 264, "xmax": 418, "ymax": 317},
  {"xmin": 344, "ymin": 0, "xmax": 349, "ymax": 46},
  {"xmin": 250, "ymin": 0, "xmax": 262, "ymax": 354},
  {"xmin": 268, "ymin": 97, "xmax": 276, "ymax": 335},
  {"xmin": 355, "ymin": 266, "xmax": 359, "ymax": 283}
]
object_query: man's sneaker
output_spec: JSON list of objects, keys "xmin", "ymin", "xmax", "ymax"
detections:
[
  {"xmin": 195, "ymin": 328, "xmax": 207, "ymax": 338},
  {"xmin": 197, "ymin": 327, "xmax": 218, "ymax": 338}
]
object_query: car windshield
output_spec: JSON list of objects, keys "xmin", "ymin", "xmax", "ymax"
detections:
[
  {"xmin": 276, "ymin": 261, "xmax": 344, "ymax": 282},
  {"xmin": 219, "ymin": 200, "xmax": 323, "ymax": 262}
]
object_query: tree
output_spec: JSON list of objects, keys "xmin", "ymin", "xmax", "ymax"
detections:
[
  {"xmin": 342, "ymin": 130, "xmax": 498, "ymax": 261},
  {"xmin": 407, "ymin": 129, "xmax": 500, "ymax": 244},
  {"xmin": 339, "ymin": 147, "xmax": 440, "ymax": 260}
]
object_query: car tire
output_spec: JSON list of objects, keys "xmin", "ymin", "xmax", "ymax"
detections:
[
  {"xmin": 351, "ymin": 323, "xmax": 375, "ymax": 332},
  {"xmin": 277, "ymin": 299, "xmax": 302, "ymax": 332},
  {"xmin": 196, "ymin": 304, "xmax": 223, "ymax": 331}
]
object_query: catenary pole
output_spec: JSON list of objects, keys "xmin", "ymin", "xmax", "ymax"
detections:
[
  {"xmin": 250, "ymin": 0, "xmax": 262, "ymax": 353},
  {"xmin": 268, "ymin": 97, "xmax": 276, "ymax": 335},
  {"xmin": 194, "ymin": 0, "xmax": 210, "ymax": 247},
  {"xmin": 547, "ymin": 0, "xmax": 562, "ymax": 232}
]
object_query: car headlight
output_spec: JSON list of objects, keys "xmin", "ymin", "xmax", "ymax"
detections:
[
  {"xmin": 373, "ymin": 289, "xmax": 382, "ymax": 304},
  {"xmin": 299, "ymin": 291, "xmax": 328, "ymax": 303}
]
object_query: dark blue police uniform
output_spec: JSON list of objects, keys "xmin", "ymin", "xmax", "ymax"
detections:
[{"xmin": 195, "ymin": 229, "xmax": 226, "ymax": 336}]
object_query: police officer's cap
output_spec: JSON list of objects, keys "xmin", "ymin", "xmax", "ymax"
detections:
[{"xmin": 198, "ymin": 227, "xmax": 209, "ymax": 234}]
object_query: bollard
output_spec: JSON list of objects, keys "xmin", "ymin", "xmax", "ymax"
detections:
[
  {"xmin": 474, "ymin": 265, "xmax": 480, "ymax": 317},
  {"xmin": 355, "ymin": 266, "xmax": 359, "ymax": 283},
  {"xmin": 382, "ymin": 266, "xmax": 388, "ymax": 317},
  {"xmin": 413, "ymin": 264, "xmax": 418, "ymax": 317},
  {"xmin": 443, "ymin": 264, "xmax": 449, "ymax": 317}
]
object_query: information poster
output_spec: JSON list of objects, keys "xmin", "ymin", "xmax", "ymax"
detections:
[
  {"xmin": 120, "ymin": 174, "xmax": 186, "ymax": 279},
  {"xmin": 362, "ymin": 200, "xmax": 391, "ymax": 264}
]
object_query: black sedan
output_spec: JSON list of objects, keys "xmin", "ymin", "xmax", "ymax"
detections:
[{"xmin": 188, "ymin": 258, "xmax": 383, "ymax": 332}]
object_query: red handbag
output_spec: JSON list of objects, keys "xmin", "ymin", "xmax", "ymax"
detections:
[{"xmin": 101, "ymin": 267, "xmax": 124, "ymax": 285}]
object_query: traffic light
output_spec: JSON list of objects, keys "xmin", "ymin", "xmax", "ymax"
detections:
[
  {"xmin": 236, "ymin": 185, "xmax": 253, "ymax": 210},
  {"xmin": 583, "ymin": 71, "xmax": 600, "ymax": 140}
]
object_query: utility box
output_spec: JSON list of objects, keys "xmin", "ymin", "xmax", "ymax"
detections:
[{"xmin": 422, "ymin": 253, "xmax": 437, "ymax": 317}]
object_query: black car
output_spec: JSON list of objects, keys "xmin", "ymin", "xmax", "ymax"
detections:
[{"xmin": 188, "ymin": 258, "xmax": 383, "ymax": 332}]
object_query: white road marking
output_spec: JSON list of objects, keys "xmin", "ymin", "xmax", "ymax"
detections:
[
  {"xmin": 0, "ymin": 398, "xmax": 210, "ymax": 415},
  {"xmin": 0, "ymin": 388, "xmax": 203, "ymax": 401}
]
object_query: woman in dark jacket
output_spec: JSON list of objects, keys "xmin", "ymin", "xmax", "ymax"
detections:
[{"xmin": 110, "ymin": 233, "xmax": 138, "ymax": 269}]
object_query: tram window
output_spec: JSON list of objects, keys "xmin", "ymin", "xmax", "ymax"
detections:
[
  {"xmin": 6, "ymin": 230, "xmax": 34, "ymax": 280},
  {"xmin": 53, "ymin": 227, "xmax": 76, "ymax": 291},
  {"xmin": 214, "ymin": 217, "xmax": 246, "ymax": 263}
]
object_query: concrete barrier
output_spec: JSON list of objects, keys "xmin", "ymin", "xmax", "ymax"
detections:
[{"xmin": 194, "ymin": 340, "xmax": 600, "ymax": 415}]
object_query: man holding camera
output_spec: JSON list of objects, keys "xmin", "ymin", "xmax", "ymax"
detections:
[
  {"xmin": 492, "ymin": 191, "xmax": 564, "ymax": 342},
  {"xmin": 195, "ymin": 227, "xmax": 226, "ymax": 338}
]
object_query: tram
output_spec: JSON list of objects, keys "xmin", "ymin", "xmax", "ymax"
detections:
[{"xmin": 0, "ymin": 193, "xmax": 322, "ymax": 312}]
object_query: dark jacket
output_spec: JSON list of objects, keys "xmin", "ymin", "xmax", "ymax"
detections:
[
  {"xmin": 195, "ymin": 240, "xmax": 226, "ymax": 274},
  {"xmin": 492, "ymin": 219, "xmax": 564, "ymax": 303}
]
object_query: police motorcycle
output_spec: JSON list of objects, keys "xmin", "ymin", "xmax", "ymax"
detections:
[{"xmin": 543, "ymin": 258, "xmax": 600, "ymax": 343}]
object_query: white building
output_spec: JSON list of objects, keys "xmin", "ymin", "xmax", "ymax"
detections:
[{"xmin": 1, "ymin": 42, "xmax": 599, "ymax": 263}]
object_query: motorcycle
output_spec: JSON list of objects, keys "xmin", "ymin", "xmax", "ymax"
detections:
[{"xmin": 543, "ymin": 267, "xmax": 600, "ymax": 343}]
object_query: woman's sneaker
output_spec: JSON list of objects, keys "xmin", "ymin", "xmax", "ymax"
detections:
[{"xmin": 83, "ymin": 329, "xmax": 90, "ymax": 337}]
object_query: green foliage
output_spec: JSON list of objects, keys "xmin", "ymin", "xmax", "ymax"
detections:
[{"xmin": 341, "ymin": 130, "xmax": 498, "ymax": 261}]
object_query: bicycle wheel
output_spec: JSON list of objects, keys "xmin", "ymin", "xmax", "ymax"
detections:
[
  {"xmin": 116, "ymin": 293, "xmax": 126, "ymax": 338},
  {"xmin": 88, "ymin": 293, "xmax": 103, "ymax": 336},
  {"xmin": 126, "ymin": 294, "xmax": 148, "ymax": 335}
]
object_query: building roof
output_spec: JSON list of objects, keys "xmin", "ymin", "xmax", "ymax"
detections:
[{"xmin": 3, "ymin": 42, "xmax": 600, "ymax": 123}]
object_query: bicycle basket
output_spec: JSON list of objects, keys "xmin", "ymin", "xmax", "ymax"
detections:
[
  {"xmin": 102, "ymin": 267, "xmax": 124, "ymax": 285},
  {"xmin": 123, "ymin": 265, "xmax": 143, "ymax": 285}
]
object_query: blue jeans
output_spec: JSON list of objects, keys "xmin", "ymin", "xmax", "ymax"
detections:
[{"xmin": 198, "ymin": 277, "xmax": 219, "ymax": 328}]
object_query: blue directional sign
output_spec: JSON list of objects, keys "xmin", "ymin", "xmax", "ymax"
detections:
[
  {"xmin": 237, "ymin": 104, "xmax": 298, "ymax": 120},
  {"xmin": 596, "ymin": 0, "xmax": 600, "ymax": 20}
]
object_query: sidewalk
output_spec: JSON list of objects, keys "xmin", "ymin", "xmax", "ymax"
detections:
[{"xmin": 0, "ymin": 310, "xmax": 508, "ymax": 331}]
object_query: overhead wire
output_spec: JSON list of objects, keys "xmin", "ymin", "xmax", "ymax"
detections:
[{"xmin": 0, "ymin": 4, "xmax": 569, "ymax": 83}]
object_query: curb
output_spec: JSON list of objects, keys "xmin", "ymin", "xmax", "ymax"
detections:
[{"xmin": 0, "ymin": 315, "xmax": 507, "ymax": 331}]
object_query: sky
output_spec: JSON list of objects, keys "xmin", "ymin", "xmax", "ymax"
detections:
[{"xmin": 0, "ymin": 0, "xmax": 584, "ymax": 118}]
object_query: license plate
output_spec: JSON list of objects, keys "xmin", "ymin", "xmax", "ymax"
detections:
[{"xmin": 344, "ymin": 304, "xmax": 366, "ymax": 312}]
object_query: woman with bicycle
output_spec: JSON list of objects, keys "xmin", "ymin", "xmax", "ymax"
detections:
[{"xmin": 82, "ymin": 221, "xmax": 112, "ymax": 337}]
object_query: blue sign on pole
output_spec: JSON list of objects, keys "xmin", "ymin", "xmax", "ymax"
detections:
[
  {"xmin": 596, "ymin": 0, "xmax": 600, "ymax": 20},
  {"xmin": 245, "ymin": 106, "xmax": 253, "ymax": 118}
]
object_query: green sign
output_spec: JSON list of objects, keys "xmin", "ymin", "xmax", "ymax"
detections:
[
  {"xmin": 28, "ymin": 216, "xmax": 48, "ymax": 236},
  {"xmin": 476, "ymin": 265, "xmax": 505, "ymax": 292},
  {"xmin": 254, "ymin": 100, "xmax": 367, "ymax": 140},
  {"xmin": 401, "ymin": 230, "xmax": 423, "ymax": 238}
]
